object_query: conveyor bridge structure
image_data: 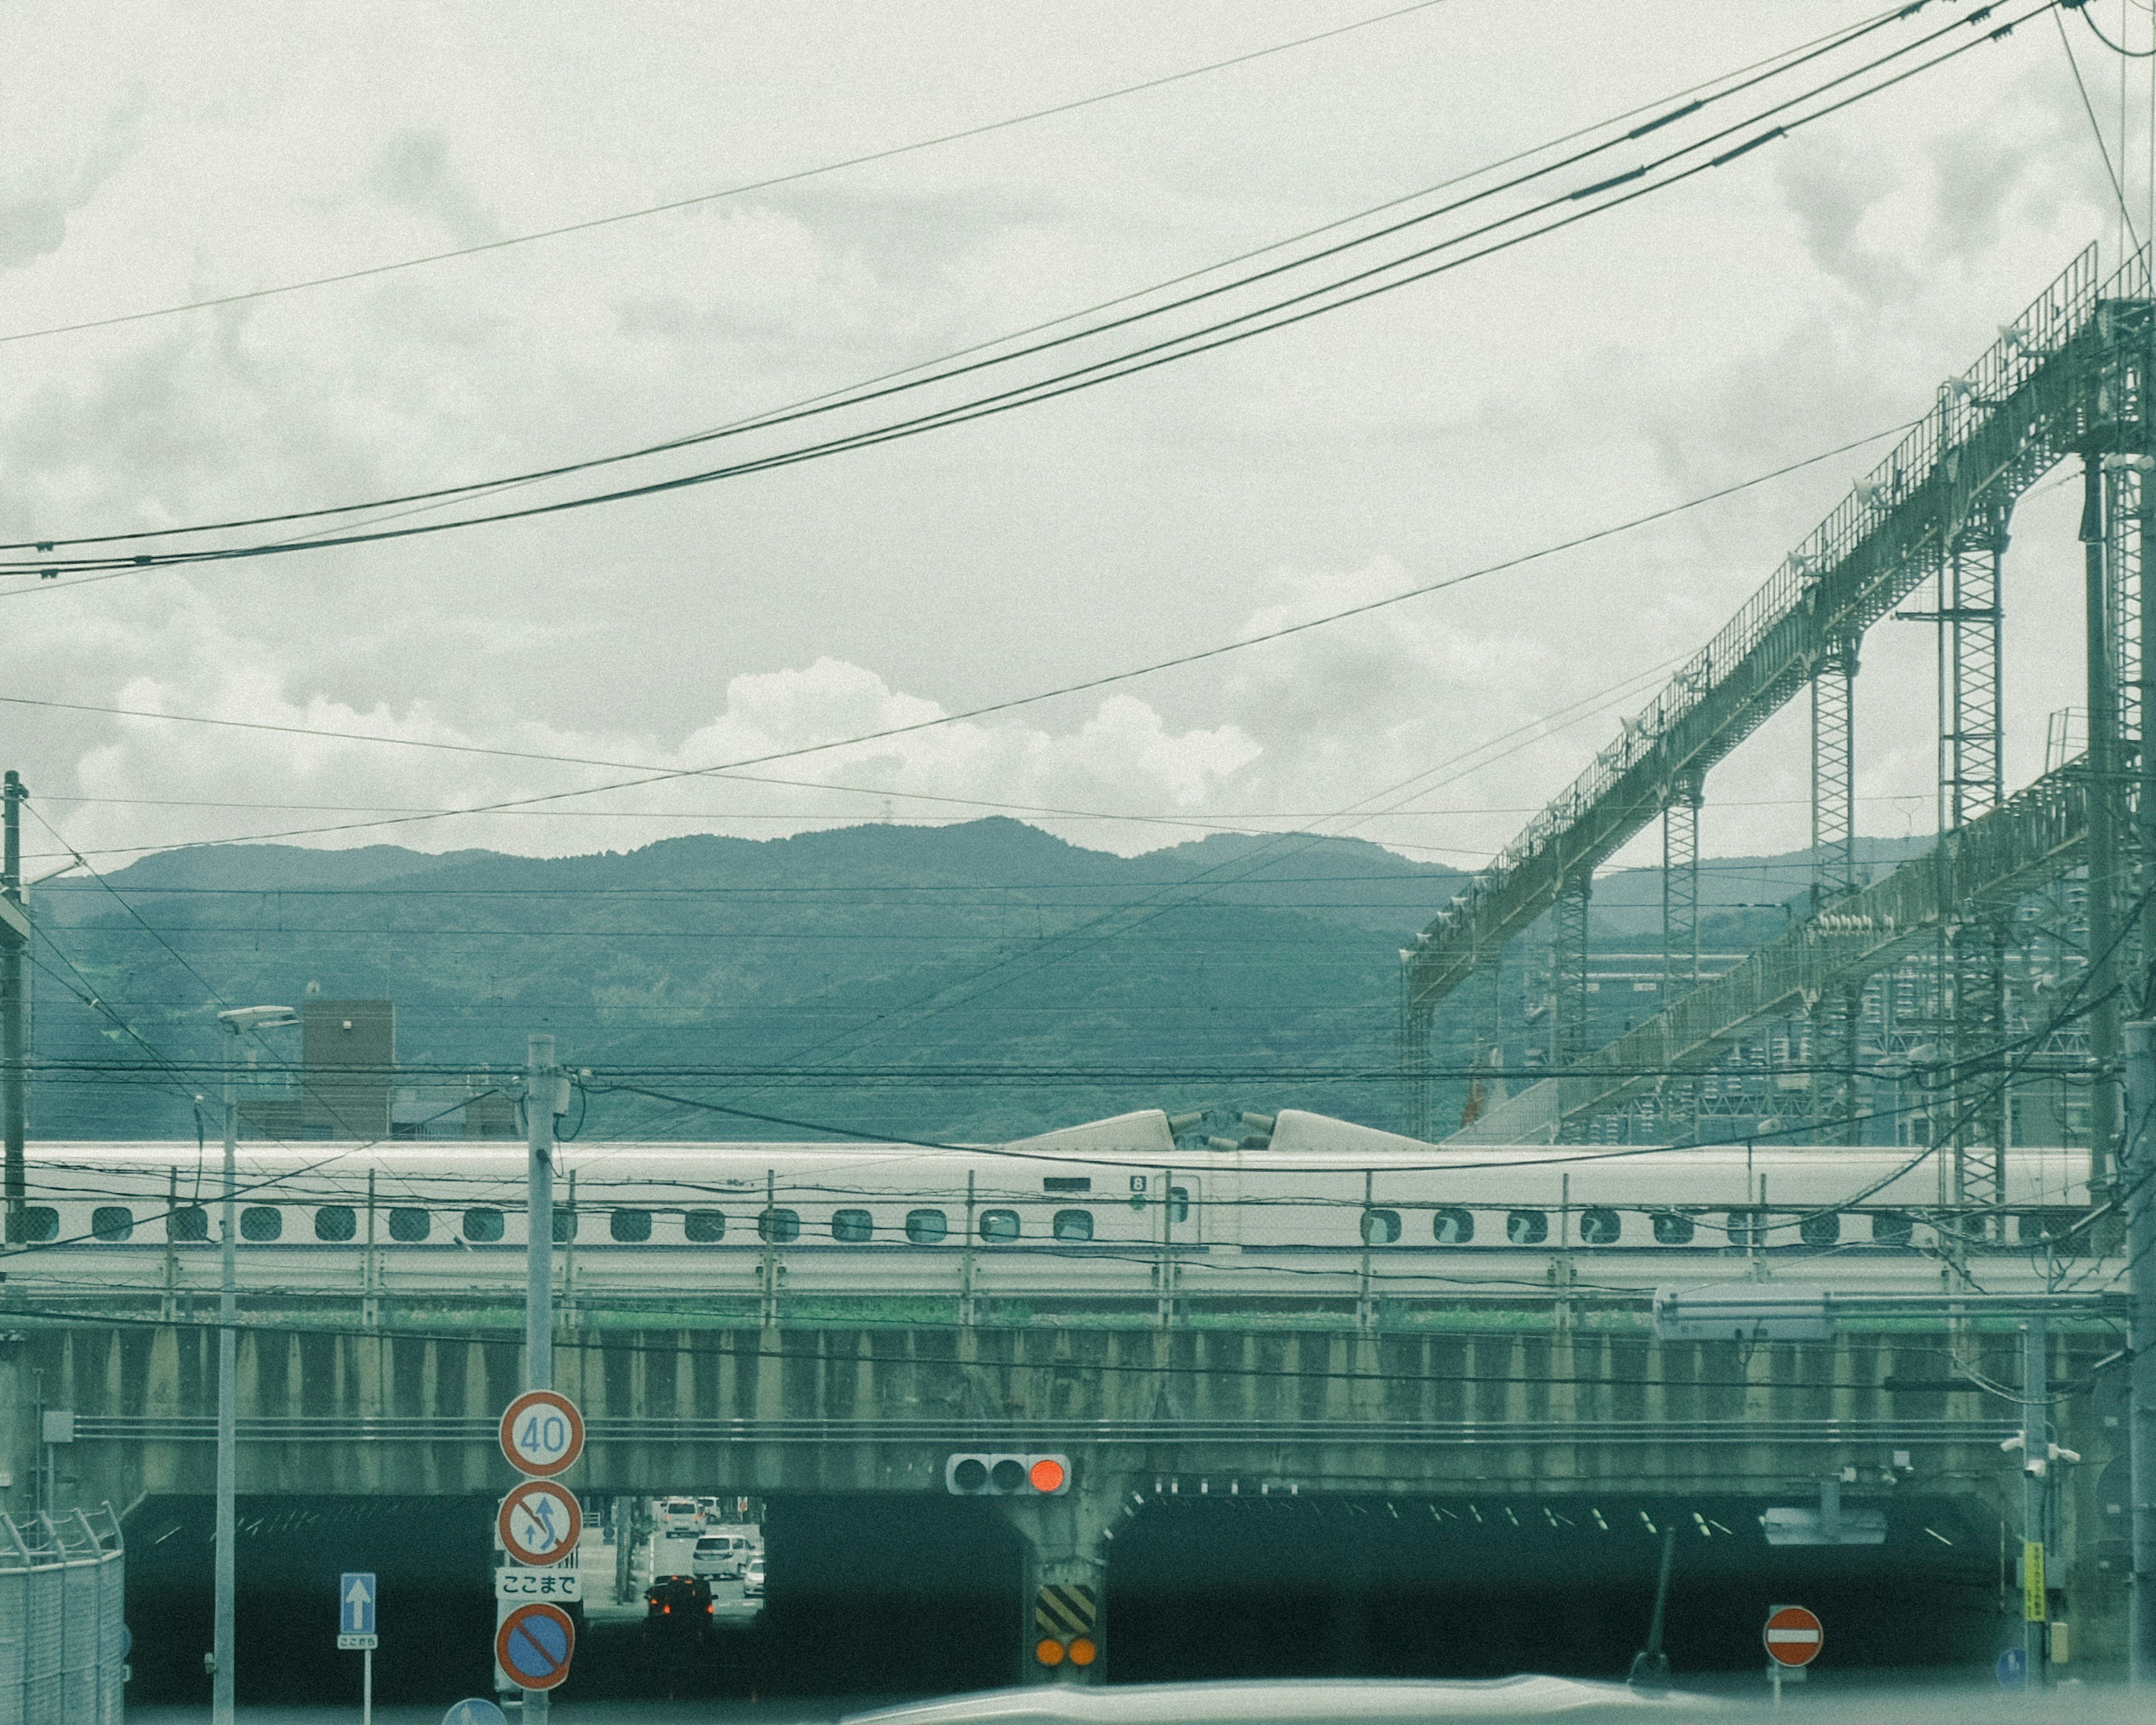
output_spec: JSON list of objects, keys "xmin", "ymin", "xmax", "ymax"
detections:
[{"xmin": 1401, "ymin": 244, "xmax": 2156, "ymax": 1174}]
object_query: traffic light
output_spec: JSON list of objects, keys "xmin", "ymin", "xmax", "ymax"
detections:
[{"xmin": 944, "ymin": 1453, "xmax": 1071, "ymax": 1495}]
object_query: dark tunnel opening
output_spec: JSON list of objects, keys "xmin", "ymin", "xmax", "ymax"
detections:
[
  {"xmin": 124, "ymin": 1494, "xmax": 499, "ymax": 1705},
  {"xmin": 1107, "ymin": 1493, "xmax": 2005, "ymax": 1685},
  {"xmin": 121, "ymin": 1487, "xmax": 2007, "ymax": 1705}
]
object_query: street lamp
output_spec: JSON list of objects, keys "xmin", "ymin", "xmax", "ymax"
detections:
[{"xmin": 211, "ymin": 1005, "xmax": 298, "ymax": 1725}]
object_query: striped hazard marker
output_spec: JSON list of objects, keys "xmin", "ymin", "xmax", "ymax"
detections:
[
  {"xmin": 1034, "ymin": 1583, "xmax": 1099, "ymax": 1668},
  {"xmin": 1764, "ymin": 1604, "xmax": 1823, "ymax": 1667}
]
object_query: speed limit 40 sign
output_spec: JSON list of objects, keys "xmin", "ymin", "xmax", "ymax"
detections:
[{"xmin": 500, "ymin": 1390, "xmax": 584, "ymax": 1478}]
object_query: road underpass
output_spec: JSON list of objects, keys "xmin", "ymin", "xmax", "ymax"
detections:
[{"xmin": 115, "ymin": 1484, "xmax": 2012, "ymax": 1708}]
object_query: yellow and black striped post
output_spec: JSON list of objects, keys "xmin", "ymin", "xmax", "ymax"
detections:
[{"xmin": 1033, "ymin": 1583, "xmax": 1099, "ymax": 1672}]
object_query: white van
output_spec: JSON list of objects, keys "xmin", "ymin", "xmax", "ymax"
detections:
[{"xmin": 692, "ymin": 1534, "xmax": 747, "ymax": 1580}]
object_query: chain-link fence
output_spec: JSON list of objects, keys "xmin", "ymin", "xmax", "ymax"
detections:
[{"xmin": 0, "ymin": 1505, "xmax": 125, "ymax": 1725}]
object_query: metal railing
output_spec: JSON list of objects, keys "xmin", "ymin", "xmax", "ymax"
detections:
[{"xmin": 0, "ymin": 1505, "xmax": 124, "ymax": 1725}]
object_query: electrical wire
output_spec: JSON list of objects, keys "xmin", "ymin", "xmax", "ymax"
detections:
[
  {"xmin": 0, "ymin": 1, "xmax": 1927, "ymax": 558},
  {"xmin": 1, "ymin": 4, "xmax": 2030, "ymax": 581},
  {"xmin": 0, "ymin": 0, "xmax": 1467, "ymax": 349}
]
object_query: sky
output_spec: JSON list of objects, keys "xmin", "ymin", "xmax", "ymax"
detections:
[{"xmin": 0, "ymin": 0, "xmax": 2148, "ymax": 882}]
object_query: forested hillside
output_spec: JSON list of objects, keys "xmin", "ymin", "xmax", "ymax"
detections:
[{"xmin": 28, "ymin": 819, "xmax": 1875, "ymax": 1142}]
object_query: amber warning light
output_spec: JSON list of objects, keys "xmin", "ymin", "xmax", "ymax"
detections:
[{"xmin": 945, "ymin": 1453, "xmax": 1073, "ymax": 1495}]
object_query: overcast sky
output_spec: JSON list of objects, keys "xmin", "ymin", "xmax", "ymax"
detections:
[{"xmin": 0, "ymin": 0, "xmax": 2145, "ymax": 879}]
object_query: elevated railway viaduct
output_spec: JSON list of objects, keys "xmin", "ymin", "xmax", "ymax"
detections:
[{"xmin": 0, "ymin": 1289, "xmax": 2126, "ymax": 1692}]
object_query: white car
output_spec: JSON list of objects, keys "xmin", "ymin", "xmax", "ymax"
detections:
[
  {"xmin": 692, "ymin": 1535, "xmax": 745, "ymax": 1580},
  {"xmin": 742, "ymin": 1555, "xmax": 766, "ymax": 1599}
]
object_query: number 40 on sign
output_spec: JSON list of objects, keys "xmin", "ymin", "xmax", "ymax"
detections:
[{"xmin": 499, "ymin": 1390, "xmax": 583, "ymax": 1478}]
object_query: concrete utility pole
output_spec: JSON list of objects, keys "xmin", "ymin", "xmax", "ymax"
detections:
[
  {"xmin": 2, "ymin": 772, "xmax": 24, "ymax": 1246},
  {"xmin": 2023, "ymin": 1315, "xmax": 2049, "ymax": 1685},
  {"xmin": 212, "ymin": 1006, "xmax": 296, "ymax": 1725},
  {"xmin": 2125, "ymin": 1021, "xmax": 2156, "ymax": 1682},
  {"xmin": 525, "ymin": 1033, "xmax": 558, "ymax": 1725}
]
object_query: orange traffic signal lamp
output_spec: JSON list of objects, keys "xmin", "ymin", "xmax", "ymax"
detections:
[
  {"xmin": 1035, "ymin": 1639, "xmax": 1066, "ymax": 1666},
  {"xmin": 945, "ymin": 1453, "xmax": 1073, "ymax": 1495}
]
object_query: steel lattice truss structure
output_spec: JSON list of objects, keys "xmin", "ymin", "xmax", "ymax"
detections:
[{"xmin": 1403, "ymin": 244, "xmax": 2156, "ymax": 1149}]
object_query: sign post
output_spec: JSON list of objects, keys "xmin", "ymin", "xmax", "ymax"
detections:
[
  {"xmin": 1763, "ymin": 1603, "xmax": 1822, "ymax": 1705},
  {"xmin": 337, "ymin": 1572, "xmax": 377, "ymax": 1725}
]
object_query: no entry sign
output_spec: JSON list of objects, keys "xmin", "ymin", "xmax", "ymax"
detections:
[
  {"xmin": 497, "ymin": 1480, "xmax": 582, "ymax": 1567},
  {"xmin": 499, "ymin": 1390, "xmax": 584, "ymax": 1478},
  {"xmin": 496, "ymin": 1601, "xmax": 575, "ymax": 1691},
  {"xmin": 1764, "ymin": 1604, "xmax": 1824, "ymax": 1667}
]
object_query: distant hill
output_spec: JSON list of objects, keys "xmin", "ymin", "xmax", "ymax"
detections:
[
  {"xmin": 30, "ymin": 821, "xmax": 1468, "ymax": 1142},
  {"xmin": 26, "ymin": 819, "xmax": 1930, "ymax": 1142}
]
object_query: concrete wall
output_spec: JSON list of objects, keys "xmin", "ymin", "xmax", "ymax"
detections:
[{"xmin": 0, "ymin": 1315, "xmax": 2118, "ymax": 1675}]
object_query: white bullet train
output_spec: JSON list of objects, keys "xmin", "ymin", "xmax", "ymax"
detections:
[{"xmin": 0, "ymin": 1108, "xmax": 2102, "ymax": 1303}]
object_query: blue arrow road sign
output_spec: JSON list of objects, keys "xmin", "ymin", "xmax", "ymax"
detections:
[
  {"xmin": 444, "ymin": 1702, "xmax": 508, "ymax": 1725},
  {"xmin": 1996, "ymin": 1647, "xmax": 2027, "ymax": 1688},
  {"xmin": 340, "ymin": 1573, "xmax": 376, "ymax": 1637}
]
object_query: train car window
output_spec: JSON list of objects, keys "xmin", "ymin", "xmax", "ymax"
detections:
[
  {"xmin": 979, "ymin": 1208, "xmax": 1021, "ymax": 1242},
  {"xmin": 905, "ymin": 1208, "xmax": 948, "ymax": 1245},
  {"xmin": 1360, "ymin": 1208, "xmax": 1401, "ymax": 1245},
  {"xmin": 1871, "ymin": 1210, "xmax": 1914, "ymax": 1247},
  {"xmin": 758, "ymin": 1207, "xmax": 801, "ymax": 1244},
  {"xmin": 1506, "ymin": 1210, "xmax": 1548, "ymax": 1245},
  {"xmin": 463, "ymin": 1207, "xmax": 505, "ymax": 1243},
  {"xmin": 611, "ymin": 1208, "xmax": 654, "ymax": 1243},
  {"xmin": 170, "ymin": 1206, "xmax": 209, "ymax": 1242},
  {"xmin": 1053, "ymin": 1209, "xmax": 1094, "ymax": 1242},
  {"xmin": 1168, "ymin": 1186, "xmax": 1191, "ymax": 1225},
  {"xmin": 831, "ymin": 1208, "xmax": 874, "ymax": 1243},
  {"xmin": 685, "ymin": 1210, "xmax": 727, "ymax": 1243},
  {"xmin": 553, "ymin": 1210, "xmax": 578, "ymax": 1243},
  {"xmin": 1799, "ymin": 1212, "xmax": 1840, "ymax": 1247},
  {"xmin": 19, "ymin": 1206, "xmax": 58, "ymax": 1243},
  {"xmin": 314, "ymin": 1206, "xmax": 356, "ymax": 1243},
  {"xmin": 1651, "ymin": 1211, "xmax": 1694, "ymax": 1245},
  {"xmin": 1725, "ymin": 1210, "xmax": 1765, "ymax": 1249},
  {"xmin": 388, "ymin": 1208, "xmax": 431, "ymax": 1243},
  {"xmin": 1578, "ymin": 1207, "xmax": 1621, "ymax": 1245},
  {"xmin": 1043, "ymin": 1177, "xmax": 1091, "ymax": 1193},
  {"xmin": 240, "ymin": 1205, "xmax": 284, "ymax": 1243},
  {"xmin": 1433, "ymin": 1207, "xmax": 1474, "ymax": 1243},
  {"xmin": 92, "ymin": 1206, "xmax": 133, "ymax": 1243}
]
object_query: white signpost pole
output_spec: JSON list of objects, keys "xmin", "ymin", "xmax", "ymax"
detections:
[{"xmin": 525, "ymin": 1034, "xmax": 558, "ymax": 1725}]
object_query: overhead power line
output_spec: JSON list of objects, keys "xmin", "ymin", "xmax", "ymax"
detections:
[
  {"xmin": 0, "ymin": 0, "xmax": 1463, "ymax": 348},
  {"xmin": 1, "ymin": 2, "xmax": 2002, "ymax": 579},
  {"xmin": 10, "ymin": 419, "xmax": 1903, "ymax": 869}
]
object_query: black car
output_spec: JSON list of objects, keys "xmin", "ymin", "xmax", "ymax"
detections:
[{"xmin": 643, "ymin": 1573, "xmax": 715, "ymax": 1628}]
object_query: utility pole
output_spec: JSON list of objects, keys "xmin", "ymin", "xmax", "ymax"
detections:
[
  {"xmin": 2124, "ymin": 1021, "xmax": 2156, "ymax": 1682},
  {"xmin": 2, "ymin": 772, "xmax": 25, "ymax": 1246},
  {"xmin": 525, "ymin": 1033, "xmax": 558, "ymax": 1725},
  {"xmin": 211, "ymin": 1006, "xmax": 296, "ymax": 1725},
  {"xmin": 2084, "ymin": 461, "xmax": 2122, "ymax": 1193},
  {"xmin": 2022, "ymin": 1315, "xmax": 2049, "ymax": 1685}
]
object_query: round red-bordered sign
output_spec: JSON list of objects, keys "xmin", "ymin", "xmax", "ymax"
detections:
[
  {"xmin": 497, "ymin": 1480, "xmax": 583, "ymax": 1567},
  {"xmin": 1764, "ymin": 1604, "xmax": 1823, "ymax": 1667},
  {"xmin": 496, "ymin": 1601, "xmax": 575, "ymax": 1691},
  {"xmin": 499, "ymin": 1390, "xmax": 584, "ymax": 1478}
]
